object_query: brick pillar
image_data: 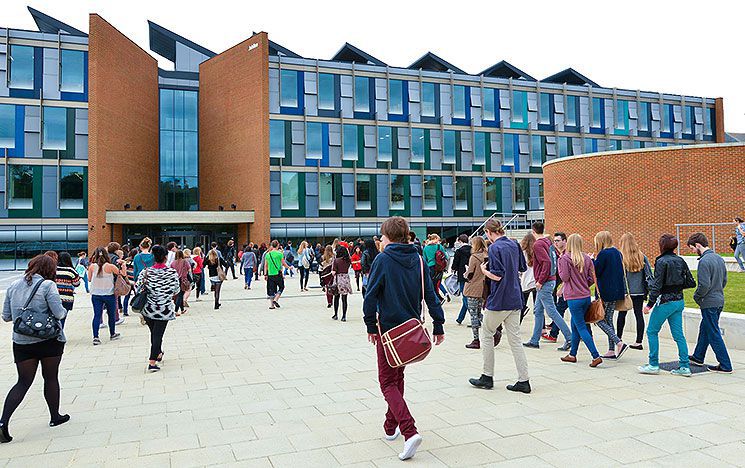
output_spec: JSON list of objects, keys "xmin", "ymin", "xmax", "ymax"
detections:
[{"xmin": 715, "ymin": 97, "xmax": 725, "ymax": 143}]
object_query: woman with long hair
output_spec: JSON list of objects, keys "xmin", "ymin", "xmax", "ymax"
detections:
[
  {"xmin": 320, "ymin": 245, "xmax": 335, "ymax": 308},
  {"xmin": 88, "ymin": 247, "xmax": 126, "ymax": 345},
  {"xmin": 351, "ymin": 245, "xmax": 363, "ymax": 292},
  {"xmin": 462, "ymin": 236, "xmax": 490, "ymax": 349},
  {"xmin": 191, "ymin": 247, "xmax": 204, "ymax": 300},
  {"xmin": 422, "ymin": 234, "xmax": 448, "ymax": 303},
  {"xmin": 360, "ymin": 239, "xmax": 379, "ymax": 295},
  {"xmin": 558, "ymin": 234, "xmax": 602, "ymax": 367},
  {"xmin": 1, "ymin": 255, "xmax": 70, "ymax": 442},
  {"xmin": 122, "ymin": 248, "xmax": 137, "ymax": 317},
  {"xmin": 182, "ymin": 249, "xmax": 195, "ymax": 307},
  {"xmin": 331, "ymin": 245, "xmax": 353, "ymax": 321},
  {"xmin": 617, "ymin": 233, "xmax": 652, "ymax": 350},
  {"xmin": 593, "ymin": 231, "xmax": 629, "ymax": 360},
  {"xmin": 204, "ymin": 249, "xmax": 228, "ymax": 310},
  {"xmin": 171, "ymin": 250, "xmax": 191, "ymax": 316},
  {"xmin": 519, "ymin": 233, "xmax": 536, "ymax": 324},
  {"xmin": 297, "ymin": 241, "xmax": 312, "ymax": 292},
  {"xmin": 55, "ymin": 252, "xmax": 80, "ymax": 329}
]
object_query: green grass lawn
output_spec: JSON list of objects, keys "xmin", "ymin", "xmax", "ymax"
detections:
[{"xmin": 684, "ymin": 270, "xmax": 745, "ymax": 314}]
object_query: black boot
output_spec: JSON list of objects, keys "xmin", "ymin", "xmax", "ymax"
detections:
[
  {"xmin": 506, "ymin": 380, "xmax": 531, "ymax": 394},
  {"xmin": 341, "ymin": 313, "xmax": 346, "ymax": 322},
  {"xmin": 468, "ymin": 374, "xmax": 494, "ymax": 389},
  {"xmin": 0, "ymin": 422, "xmax": 11, "ymax": 443},
  {"xmin": 332, "ymin": 314, "xmax": 338, "ymax": 320}
]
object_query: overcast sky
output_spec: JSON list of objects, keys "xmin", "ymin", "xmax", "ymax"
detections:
[{"xmin": 7, "ymin": 0, "xmax": 744, "ymax": 132}]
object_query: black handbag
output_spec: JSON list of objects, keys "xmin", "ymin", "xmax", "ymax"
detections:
[
  {"xmin": 130, "ymin": 269, "xmax": 149, "ymax": 313},
  {"xmin": 13, "ymin": 279, "xmax": 61, "ymax": 340}
]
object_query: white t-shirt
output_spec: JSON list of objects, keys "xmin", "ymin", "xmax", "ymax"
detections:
[
  {"xmin": 166, "ymin": 250, "xmax": 176, "ymax": 267},
  {"xmin": 520, "ymin": 251, "xmax": 536, "ymax": 292}
]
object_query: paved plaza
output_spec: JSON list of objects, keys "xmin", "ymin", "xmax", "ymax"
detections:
[{"xmin": 2, "ymin": 275, "xmax": 745, "ymax": 467}]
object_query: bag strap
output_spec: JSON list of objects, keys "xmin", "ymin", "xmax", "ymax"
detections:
[
  {"xmin": 419, "ymin": 255, "xmax": 427, "ymax": 325},
  {"xmin": 622, "ymin": 266, "xmax": 630, "ymax": 296},
  {"xmin": 22, "ymin": 279, "xmax": 46, "ymax": 311}
]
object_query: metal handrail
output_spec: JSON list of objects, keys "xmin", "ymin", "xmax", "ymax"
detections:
[
  {"xmin": 674, "ymin": 222, "xmax": 735, "ymax": 255},
  {"xmin": 470, "ymin": 212, "xmax": 526, "ymax": 239}
]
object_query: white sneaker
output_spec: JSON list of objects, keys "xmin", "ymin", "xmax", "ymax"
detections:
[
  {"xmin": 398, "ymin": 433, "xmax": 422, "ymax": 461},
  {"xmin": 115, "ymin": 317, "xmax": 125, "ymax": 325},
  {"xmin": 384, "ymin": 427, "xmax": 400, "ymax": 441}
]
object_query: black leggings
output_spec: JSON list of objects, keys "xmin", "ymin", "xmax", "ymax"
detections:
[
  {"xmin": 354, "ymin": 270, "xmax": 362, "ymax": 290},
  {"xmin": 1, "ymin": 356, "xmax": 62, "ymax": 425},
  {"xmin": 212, "ymin": 281, "xmax": 222, "ymax": 308},
  {"xmin": 227, "ymin": 262, "xmax": 236, "ymax": 279},
  {"xmin": 521, "ymin": 289, "xmax": 536, "ymax": 324},
  {"xmin": 299, "ymin": 266, "xmax": 310, "ymax": 289},
  {"xmin": 333, "ymin": 294, "xmax": 348, "ymax": 317},
  {"xmin": 145, "ymin": 318, "xmax": 168, "ymax": 361},
  {"xmin": 175, "ymin": 290, "xmax": 185, "ymax": 312},
  {"xmin": 617, "ymin": 295, "xmax": 646, "ymax": 343},
  {"xmin": 194, "ymin": 273, "xmax": 203, "ymax": 298}
]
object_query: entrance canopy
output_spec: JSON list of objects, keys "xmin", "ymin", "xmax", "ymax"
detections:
[{"xmin": 106, "ymin": 210, "xmax": 255, "ymax": 224}]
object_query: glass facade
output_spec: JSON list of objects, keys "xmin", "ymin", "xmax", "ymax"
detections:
[
  {"xmin": 42, "ymin": 106, "xmax": 67, "ymax": 150},
  {"xmin": 59, "ymin": 166, "xmax": 84, "ymax": 210},
  {"xmin": 0, "ymin": 104, "xmax": 14, "ymax": 148},
  {"xmin": 159, "ymin": 89, "xmax": 198, "ymax": 211},
  {"xmin": 319, "ymin": 172, "xmax": 335, "ymax": 210},
  {"xmin": 280, "ymin": 70, "xmax": 298, "ymax": 107},
  {"xmin": 355, "ymin": 174, "xmax": 371, "ymax": 210},
  {"xmin": 60, "ymin": 49, "xmax": 85, "ymax": 93},
  {"xmin": 421, "ymin": 82, "xmax": 436, "ymax": 117},
  {"xmin": 281, "ymin": 172, "xmax": 299, "ymax": 210},
  {"xmin": 318, "ymin": 73, "xmax": 335, "ymax": 111},
  {"xmin": 8, "ymin": 165, "xmax": 34, "ymax": 209},
  {"xmin": 9, "ymin": 45, "xmax": 34, "ymax": 90}
]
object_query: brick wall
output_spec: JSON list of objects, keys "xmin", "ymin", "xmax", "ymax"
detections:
[
  {"xmin": 88, "ymin": 14, "xmax": 159, "ymax": 250},
  {"xmin": 543, "ymin": 143, "xmax": 745, "ymax": 259},
  {"xmin": 199, "ymin": 32, "xmax": 270, "ymax": 245}
]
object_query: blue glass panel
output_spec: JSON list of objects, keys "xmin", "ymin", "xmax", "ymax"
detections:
[
  {"xmin": 174, "ymin": 131, "xmax": 184, "ymax": 175},
  {"xmin": 354, "ymin": 77, "xmax": 369, "ymax": 112},
  {"xmin": 42, "ymin": 107, "xmax": 66, "ymax": 150},
  {"xmin": 306, "ymin": 122, "xmax": 323, "ymax": 159},
  {"xmin": 0, "ymin": 104, "xmax": 15, "ymax": 148},
  {"xmin": 453, "ymin": 85, "xmax": 466, "ymax": 119},
  {"xmin": 318, "ymin": 73, "xmax": 335, "ymax": 110},
  {"xmin": 566, "ymin": 96, "xmax": 578, "ymax": 126},
  {"xmin": 474, "ymin": 132, "xmax": 486, "ymax": 165},
  {"xmin": 270, "ymin": 120, "xmax": 285, "ymax": 157},
  {"xmin": 483, "ymin": 88, "xmax": 495, "ymax": 121},
  {"xmin": 389, "ymin": 80, "xmax": 403, "ymax": 115},
  {"xmin": 540, "ymin": 93, "xmax": 552, "ymax": 124},
  {"xmin": 443, "ymin": 130, "xmax": 456, "ymax": 164},
  {"xmin": 592, "ymin": 98, "xmax": 602, "ymax": 127},
  {"xmin": 160, "ymin": 89, "xmax": 174, "ymax": 130},
  {"xmin": 9, "ymin": 46, "xmax": 34, "ymax": 90},
  {"xmin": 160, "ymin": 130, "xmax": 174, "ymax": 176},
  {"xmin": 60, "ymin": 49, "xmax": 84, "ymax": 93},
  {"xmin": 411, "ymin": 128, "xmax": 425, "ymax": 163},
  {"xmin": 183, "ymin": 91, "xmax": 198, "ymax": 131},
  {"xmin": 280, "ymin": 70, "xmax": 298, "ymax": 107},
  {"xmin": 342, "ymin": 124, "xmax": 357, "ymax": 160},
  {"xmin": 421, "ymin": 82, "xmax": 436, "ymax": 117},
  {"xmin": 184, "ymin": 132, "xmax": 198, "ymax": 177},
  {"xmin": 377, "ymin": 126, "xmax": 392, "ymax": 162},
  {"xmin": 638, "ymin": 102, "xmax": 650, "ymax": 131}
]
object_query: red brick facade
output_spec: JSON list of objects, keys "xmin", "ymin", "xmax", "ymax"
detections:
[
  {"xmin": 88, "ymin": 14, "xmax": 159, "ymax": 250},
  {"xmin": 199, "ymin": 33, "xmax": 270, "ymax": 246},
  {"xmin": 543, "ymin": 143, "xmax": 745, "ymax": 258}
]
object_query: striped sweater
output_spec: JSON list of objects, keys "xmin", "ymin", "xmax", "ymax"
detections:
[
  {"xmin": 55, "ymin": 266, "xmax": 81, "ymax": 304},
  {"xmin": 135, "ymin": 266, "xmax": 180, "ymax": 320}
]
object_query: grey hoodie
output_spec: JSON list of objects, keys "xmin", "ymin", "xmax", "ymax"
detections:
[{"xmin": 694, "ymin": 249, "xmax": 727, "ymax": 309}]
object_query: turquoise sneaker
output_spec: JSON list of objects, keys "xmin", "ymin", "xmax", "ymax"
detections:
[
  {"xmin": 671, "ymin": 367, "xmax": 692, "ymax": 377},
  {"xmin": 638, "ymin": 364, "xmax": 660, "ymax": 375}
]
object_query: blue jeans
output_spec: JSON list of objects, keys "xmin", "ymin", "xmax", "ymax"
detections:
[
  {"xmin": 735, "ymin": 243, "xmax": 745, "ymax": 270},
  {"xmin": 456, "ymin": 280, "xmax": 468, "ymax": 323},
  {"xmin": 244, "ymin": 268, "xmax": 253, "ymax": 287},
  {"xmin": 567, "ymin": 297, "xmax": 600, "ymax": 359},
  {"xmin": 550, "ymin": 294, "xmax": 569, "ymax": 338},
  {"xmin": 82, "ymin": 273, "xmax": 89, "ymax": 293},
  {"xmin": 692, "ymin": 307, "xmax": 732, "ymax": 371},
  {"xmin": 647, "ymin": 300, "xmax": 688, "ymax": 368},
  {"xmin": 122, "ymin": 292, "xmax": 131, "ymax": 315},
  {"xmin": 528, "ymin": 280, "xmax": 572, "ymax": 345},
  {"xmin": 199, "ymin": 272, "xmax": 206, "ymax": 294},
  {"xmin": 91, "ymin": 294, "xmax": 117, "ymax": 339}
]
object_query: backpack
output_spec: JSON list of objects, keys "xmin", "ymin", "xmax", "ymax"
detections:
[
  {"xmin": 548, "ymin": 245, "xmax": 558, "ymax": 277},
  {"xmin": 434, "ymin": 249, "xmax": 447, "ymax": 273},
  {"xmin": 14, "ymin": 280, "xmax": 61, "ymax": 340}
]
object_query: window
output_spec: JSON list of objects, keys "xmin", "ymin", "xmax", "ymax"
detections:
[
  {"xmin": 354, "ymin": 76, "xmax": 370, "ymax": 112},
  {"xmin": 531, "ymin": 135, "xmax": 543, "ymax": 166},
  {"xmin": 9, "ymin": 166, "xmax": 33, "ymax": 209},
  {"xmin": 591, "ymin": 98, "xmax": 602, "ymax": 128},
  {"xmin": 9, "ymin": 45, "xmax": 34, "ymax": 90},
  {"xmin": 662, "ymin": 104, "xmax": 672, "ymax": 132},
  {"xmin": 453, "ymin": 85, "xmax": 466, "ymax": 119},
  {"xmin": 59, "ymin": 166, "xmax": 84, "ymax": 209},
  {"xmin": 704, "ymin": 107, "xmax": 714, "ymax": 136},
  {"xmin": 683, "ymin": 105, "xmax": 694, "ymax": 134},
  {"xmin": 474, "ymin": 132, "xmax": 486, "ymax": 165},
  {"xmin": 423, "ymin": 176, "xmax": 437, "ymax": 210},
  {"xmin": 411, "ymin": 128, "xmax": 425, "ymax": 163},
  {"xmin": 342, "ymin": 124, "xmax": 358, "ymax": 160},
  {"xmin": 319, "ymin": 172, "xmax": 335, "ymax": 210},
  {"xmin": 454, "ymin": 177, "xmax": 468, "ymax": 211},
  {"xmin": 421, "ymin": 82, "xmax": 436, "ymax": 117},
  {"xmin": 511, "ymin": 90, "xmax": 525, "ymax": 123},
  {"xmin": 60, "ymin": 49, "xmax": 85, "ymax": 93},
  {"xmin": 281, "ymin": 172, "xmax": 299, "ymax": 210},
  {"xmin": 539, "ymin": 93, "xmax": 552, "ymax": 125},
  {"xmin": 280, "ymin": 70, "xmax": 299, "ymax": 107},
  {"xmin": 566, "ymin": 96, "xmax": 578, "ymax": 127},
  {"xmin": 390, "ymin": 174, "xmax": 405, "ymax": 210},
  {"xmin": 355, "ymin": 174, "xmax": 372, "ymax": 210},
  {"xmin": 443, "ymin": 130, "xmax": 456, "ymax": 164},
  {"xmin": 306, "ymin": 122, "xmax": 323, "ymax": 159},
  {"xmin": 638, "ymin": 102, "xmax": 650, "ymax": 131},
  {"xmin": 538, "ymin": 180, "xmax": 544, "ymax": 209},
  {"xmin": 584, "ymin": 138, "xmax": 595, "ymax": 154},
  {"xmin": 160, "ymin": 89, "xmax": 198, "ymax": 210},
  {"xmin": 389, "ymin": 79, "xmax": 403, "ymax": 115},
  {"xmin": 514, "ymin": 178, "xmax": 528, "ymax": 211},
  {"xmin": 270, "ymin": 120, "xmax": 285, "ymax": 157},
  {"xmin": 318, "ymin": 73, "xmax": 335, "ymax": 111},
  {"xmin": 558, "ymin": 137, "xmax": 573, "ymax": 158},
  {"xmin": 483, "ymin": 88, "xmax": 495, "ymax": 121},
  {"xmin": 42, "ymin": 107, "xmax": 66, "ymax": 150},
  {"xmin": 615, "ymin": 100, "xmax": 629, "ymax": 131},
  {"xmin": 503, "ymin": 134, "xmax": 514, "ymax": 166},
  {"xmin": 377, "ymin": 126, "xmax": 392, "ymax": 162},
  {"xmin": 484, "ymin": 177, "xmax": 498, "ymax": 210},
  {"xmin": 0, "ymin": 104, "xmax": 15, "ymax": 148}
]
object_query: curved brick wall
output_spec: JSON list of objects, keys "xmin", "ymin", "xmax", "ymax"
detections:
[{"xmin": 543, "ymin": 143, "xmax": 745, "ymax": 258}]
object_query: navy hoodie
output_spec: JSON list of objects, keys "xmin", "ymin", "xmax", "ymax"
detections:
[
  {"xmin": 363, "ymin": 243, "xmax": 445, "ymax": 336},
  {"xmin": 593, "ymin": 247, "xmax": 626, "ymax": 302}
]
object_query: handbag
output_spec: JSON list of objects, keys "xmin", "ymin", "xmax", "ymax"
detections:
[
  {"xmin": 114, "ymin": 273, "xmax": 131, "ymax": 296},
  {"xmin": 130, "ymin": 269, "xmax": 149, "ymax": 314},
  {"xmin": 444, "ymin": 274, "xmax": 460, "ymax": 296},
  {"xmin": 378, "ymin": 256, "xmax": 433, "ymax": 369},
  {"xmin": 586, "ymin": 271, "xmax": 605, "ymax": 323},
  {"xmin": 616, "ymin": 268, "xmax": 633, "ymax": 311},
  {"xmin": 13, "ymin": 279, "xmax": 61, "ymax": 340},
  {"xmin": 217, "ymin": 262, "xmax": 227, "ymax": 281}
]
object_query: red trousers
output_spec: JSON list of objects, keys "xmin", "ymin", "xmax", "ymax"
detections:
[{"xmin": 376, "ymin": 339, "xmax": 417, "ymax": 439}]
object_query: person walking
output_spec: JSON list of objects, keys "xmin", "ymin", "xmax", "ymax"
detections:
[
  {"xmin": 518, "ymin": 233, "xmax": 536, "ymax": 325},
  {"xmin": 558, "ymin": 234, "xmax": 603, "ymax": 367},
  {"xmin": 452, "ymin": 234, "xmax": 472, "ymax": 325},
  {"xmin": 265, "ymin": 240, "xmax": 289, "ymax": 309},
  {"xmin": 283, "ymin": 242, "xmax": 296, "ymax": 277},
  {"xmin": 320, "ymin": 245, "xmax": 335, "ymax": 308},
  {"xmin": 469, "ymin": 219, "xmax": 531, "ymax": 393},
  {"xmin": 241, "ymin": 245, "xmax": 257, "ymax": 290},
  {"xmin": 351, "ymin": 245, "xmax": 363, "ymax": 292},
  {"xmin": 133, "ymin": 238, "xmax": 155, "ymax": 283},
  {"xmin": 55, "ymin": 252, "xmax": 80, "ymax": 329},
  {"xmin": 165, "ymin": 242, "xmax": 177, "ymax": 268},
  {"xmin": 360, "ymin": 239, "xmax": 379, "ymax": 295},
  {"xmin": 182, "ymin": 249, "xmax": 195, "ymax": 308},
  {"xmin": 593, "ymin": 231, "xmax": 629, "ymax": 360},
  {"xmin": 362, "ymin": 216, "xmax": 445, "ymax": 461},
  {"xmin": 297, "ymin": 241, "xmax": 312, "ymax": 292},
  {"xmin": 192, "ymin": 247, "xmax": 204, "ymax": 300},
  {"xmin": 734, "ymin": 217, "xmax": 745, "ymax": 272},
  {"xmin": 1, "ymin": 255, "xmax": 70, "ymax": 443},
  {"xmin": 422, "ymin": 234, "xmax": 448, "ymax": 303},
  {"xmin": 171, "ymin": 250, "xmax": 191, "ymax": 316},
  {"xmin": 88, "ymin": 247, "xmax": 126, "ymax": 345},
  {"xmin": 617, "ymin": 233, "xmax": 652, "ymax": 350},
  {"xmin": 463, "ymin": 236, "xmax": 489, "ymax": 349},
  {"xmin": 639, "ymin": 234, "xmax": 695, "ymax": 377},
  {"xmin": 547, "ymin": 233, "xmax": 571, "ymax": 351},
  {"xmin": 525, "ymin": 222, "xmax": 572, "ymax": 350},
  {"xmin": 687, "ymin": 233, "xmax": 732, "ymax": 373},
  {"xmin": 134, "ymin": 245, "xmax": 180, "ymax": 373},
  {"xmin": 204, "ymin": 249, "xmax": 228, "ymax": 310},
  {"xmin": 331, "ymin": 245, "xmax": 353, "ymax": 321},
  {"xmin": 76, "ymin": 252, "xmax": 89, "ymax": 293},
  {"xmin": 224, "ymin": 240, "xmax": 238, "ymax": 280}
]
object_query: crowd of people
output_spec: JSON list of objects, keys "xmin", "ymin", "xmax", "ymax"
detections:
[{"xmin": 0, "ymin": 217, "xmax": 735, "ymax": 462}]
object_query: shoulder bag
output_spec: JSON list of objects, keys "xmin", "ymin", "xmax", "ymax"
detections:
[
  {"xmin": 216, "ymin": 259, "xmax": 227, "ymax": 281},
  {"xmin": 114, "ymin": 266, "xmax": 131, "ymax": 296},
  {"xmin": 616, "ymin": 268, "xmax": 633, "ymax": 311},
  {"xmin": 130, "ymin": 269, "xmax": 149, "ymax": 314},
  {"xmin": 377, "ymin": 256, "xmax": 433, "ymax": 368},
  {"xmin": 14, "ymin": 280, "xmax": 61, "ymax": 339},
  {"xmin": 586, "ymin": 271, "xmax": 605, "ymax": 323}
]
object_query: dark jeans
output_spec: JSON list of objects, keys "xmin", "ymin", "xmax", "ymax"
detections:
[
  {"xmin": 91, "ymin": 294, "xmax": 117, "ymax": 338},
  {"xmin": 174, "ymin": 290, "xmax": 185, "ymax": 313},
  {"xmin": 617, "ymin": 295, "xmax": 646, "ymax": 343},
  {"xmin": 550, "ymin": 294, "xmax": 569, "ymax": 338},
  {"xmin": 692, "ymin": 307, "xmax": 732, "ymax": 371},
  {"xmin": 227, "ymin": 261, "xmax": 237, "ymax": 279},
  {"xmin": 144, "ymin": 318, "xmax": 168, "ymax": 361},
  {"xmin": 244, "ymin": 268, "xmax": 253, "ymax": 287},
  {"xmin": 299, "ymin": 266, "xmax": 309, "ymax": 289},
  {"xmin": 376, "ymin": 339, "xmax": 417, "ymax": 440},
  {"xmin": 199, "ymin": 272, "xmax": 206, "ymax": 294},
  {"xmin": 60, "ymin": 302, "xmax": 73, "ymax": 329},
  {"xmin": 122, "ymin": 291, "xmax": 131, "ymax": 315},
  {"xmin": 194, "ymin": 273, "xmax": 203, "ymax": 298}
]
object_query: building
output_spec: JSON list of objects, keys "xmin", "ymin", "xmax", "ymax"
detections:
[{"xmin": 0, "ymin": 8, "xmax": 726, "ymax": 269}]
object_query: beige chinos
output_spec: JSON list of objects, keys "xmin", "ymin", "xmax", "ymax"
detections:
[{"xmin": 481, "ymin": 308, "xmax": 529, "ymax": 382}]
